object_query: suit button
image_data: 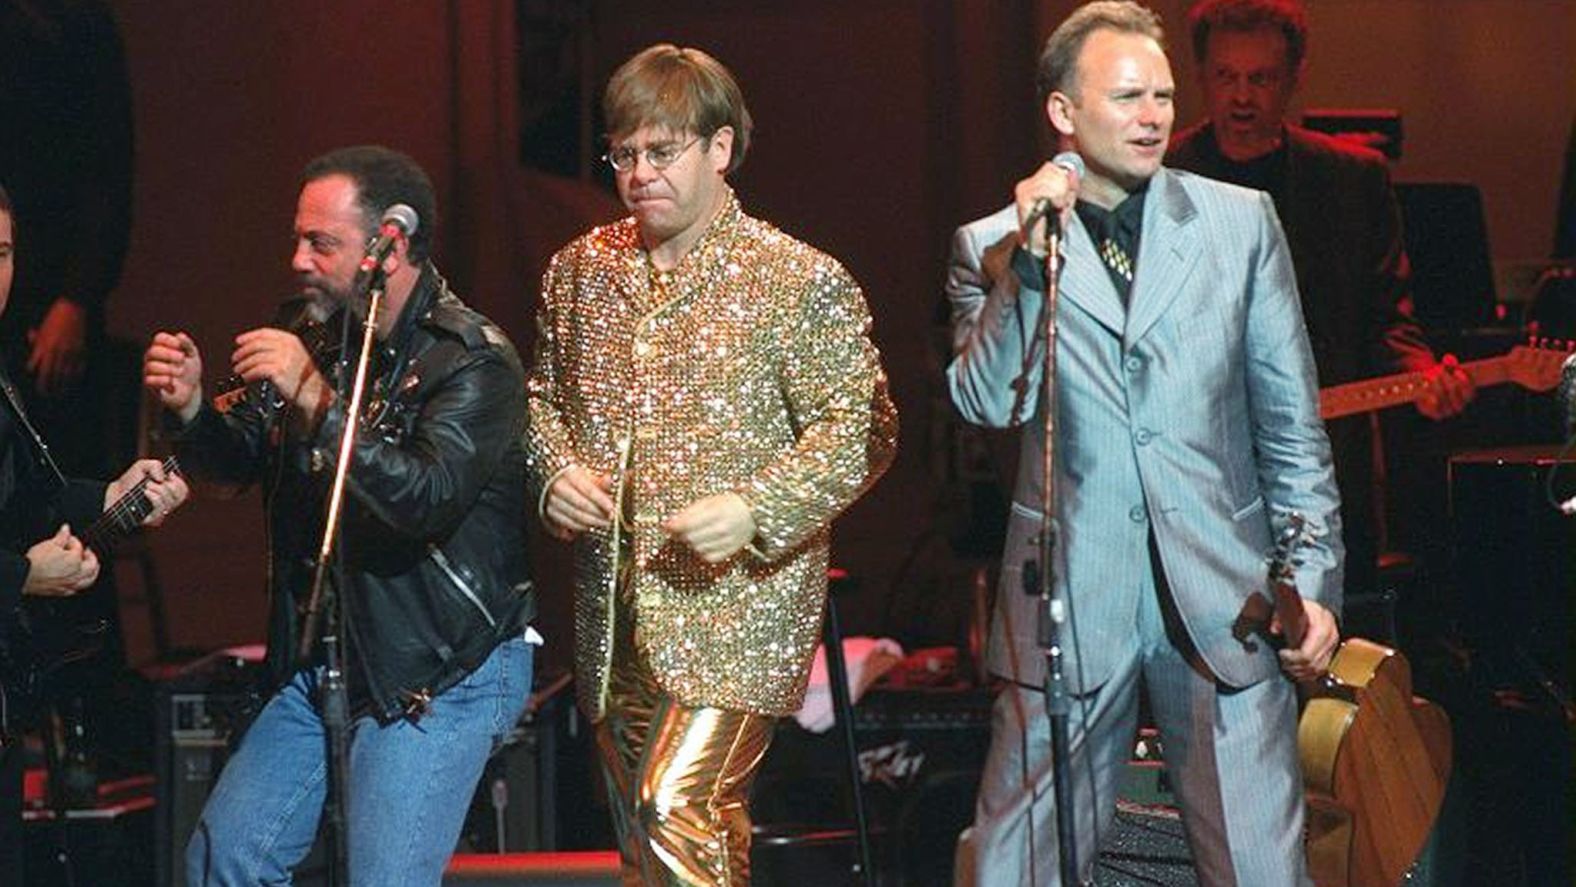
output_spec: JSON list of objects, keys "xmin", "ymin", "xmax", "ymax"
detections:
[
  {"xmin": 1134, "ymin": 428, "xmax": 1153, "ymax": 446},
  {"xmin": 1124, "ymin": 355, "xmax": 1142, "ymax": 373},
  {"xmin": 1129, "ymin": 506, "xmax": 1146, "ymax": 523}
]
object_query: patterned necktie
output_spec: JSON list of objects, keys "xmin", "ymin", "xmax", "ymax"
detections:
[
  {"xmin": 1097, "ymin": 236, "xmax": 1134, "ymax": 288},
  {"xmin": 1076, "ymin": 194, "xmax": 1143, "ymax": 303}
]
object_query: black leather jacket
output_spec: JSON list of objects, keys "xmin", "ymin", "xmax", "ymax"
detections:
[{"xmin": 173, "ymin": 265, "xmax": 534, "ymax": 721}]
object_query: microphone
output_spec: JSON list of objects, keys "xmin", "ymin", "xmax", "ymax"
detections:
[
  {"xmin": 1024, "ymin": 152, "xmax": 1086, "ymax": 233},
  {"xmin": 213, "ymin": 299, "xmax": 337, "ymax": 414},
  {"xmin": 1052, "ymin": 150, "xmax": 1085, "ymax": 184},
  {"xmin": 357, "ymin": 204, "xmax": 420, "ymax": 279}
]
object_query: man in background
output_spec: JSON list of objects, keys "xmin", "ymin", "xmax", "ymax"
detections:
[{"xmin": 1168, "ymin": 0, "xmax": 1473, "ymax": 602}]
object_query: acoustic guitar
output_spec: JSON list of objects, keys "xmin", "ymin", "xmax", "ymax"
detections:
[
  {"xmin": 1266, "ymin": 516, "xmax": 1452, "ymax": 887},
  {"xmin": 1318, "ymin": 339, "xmax": 1572, "ymax": 420}
]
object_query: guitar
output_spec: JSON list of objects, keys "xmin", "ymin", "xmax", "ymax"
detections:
[
  {"xmin": 1319, "ymin": 340, "xmax": 1572, "ymax": 420},
  {"xmin": 4, "ymin": 456, "xmax": 182, "ymax": 706},
  {"xmin": 1266, "ymin": 516, "xmax": 1452, "ymax": 887}
]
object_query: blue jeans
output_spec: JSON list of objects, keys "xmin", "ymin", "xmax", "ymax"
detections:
[{"xmin": 186, "ymin": 636, "xmax": 534, "ymax": 886}]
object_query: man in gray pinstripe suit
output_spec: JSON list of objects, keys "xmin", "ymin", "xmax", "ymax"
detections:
[{"xmin": 947, "ymin": 3, "xmax": 1342, "ymax": 884}]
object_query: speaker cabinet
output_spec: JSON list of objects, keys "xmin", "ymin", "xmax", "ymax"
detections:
[
  {"xmin": 750, "ymin": 685, "xmax": 992, "ymax": 886},
  {"xmin": 1449, "ymin": 445, "xmax": 1575, "ymax": 683},
  {"xmin": 153, "ymin": 658, "xmax": 262, "ymax": 887},
  {"xmin": 459, "ymin": 676, "xmax": 610, "ymax": 854}
]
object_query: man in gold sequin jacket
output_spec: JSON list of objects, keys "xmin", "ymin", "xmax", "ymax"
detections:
[{"xmin": 524, "ymin": 45, "xmax": 897, "ymax": 886}]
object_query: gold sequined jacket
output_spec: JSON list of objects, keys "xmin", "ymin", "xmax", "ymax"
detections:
[{"xmin": 525, "ymin": 192, "xmax": 898, "ymax": 720}]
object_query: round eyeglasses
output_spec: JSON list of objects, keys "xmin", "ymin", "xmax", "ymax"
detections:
[{"xmin": 602, "ymin": 136, "xmax": 703, "ymax": 172}]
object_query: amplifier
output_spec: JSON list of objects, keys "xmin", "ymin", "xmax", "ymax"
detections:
[
  {"xmin": 458, "ymin": 673, "xmax": 612, "ymax": 854},
  {"xmin": 751, "ymin": 685, "xmax": 992, "ymax": 886},
  {"xmin": 152, "ymin": 650, "xmax": 264, "ymax": 887},
  {"xmin": 154, "ymin": 662, "xmax": 610, "ymax": 884},
  {"xmin": 1449, "ymin": 445, "xmax": 1575, "ymax": 682}
]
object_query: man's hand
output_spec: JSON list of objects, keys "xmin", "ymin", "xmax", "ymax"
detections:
[
  {"xmin": 106, "ymin": 459, "xmax": 190, "ymax": 527},
  {"xmin": 1014, "ymin": 161, "xmax": 1080, "ymax": 257},
  {"xmin": 27, "ymin": 297, "xmax": 87, "ymax": 396},
  {"xmin": 543, "ymin": 465, "xmax": 615, "ymax": 540},
  {"xmin": 662, "ymin": 492, "xmax": 756, "ymax": 564},
  {"xmin": 231, "ymin": 327, "xmax": 331, "ymax": 422},
  {"xmin": 144, "ymin": 331, "xmax": 205, "ymax": 424},
  {"xmin": 1415, "ymin": 353, "xmax": 1475, "ymax": 420},
  {"xmin": 23, "ymin": 524, "xmax": 100, "ymax": 597},
  {"xmin": 1273, "ymin": 598, "xmax": 1340, "ymax": 682}
]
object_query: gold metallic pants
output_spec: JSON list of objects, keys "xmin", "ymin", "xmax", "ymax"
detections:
[{"xmin": 596, "ymin": 591, "xmax": 775, "ymax": 886}]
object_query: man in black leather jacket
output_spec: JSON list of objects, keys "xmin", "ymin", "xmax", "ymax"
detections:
[{"xmin": 143, "ymin": 146, "xmax": 536, "ymax": 886}]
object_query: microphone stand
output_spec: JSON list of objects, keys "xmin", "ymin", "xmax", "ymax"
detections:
[
  {"xmin": 296, "ymin": 271, "xmax": 386, "ymax": 886},
  {"xmin": 1022, "ymin": 212, "xmax": 1084, "ymax": 887}
]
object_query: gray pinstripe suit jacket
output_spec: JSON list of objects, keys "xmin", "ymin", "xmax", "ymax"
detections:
[{"xmin": 946, "ymin": 166, "xmax": 1344, "ymax": 694}]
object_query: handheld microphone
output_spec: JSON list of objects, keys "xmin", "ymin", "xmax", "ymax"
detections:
[
  {"xmin": 1051, "ymin": 150, "xmax": 1085, "ymax": 189},
  {"xmin": 1024, "ymin": 152, "xmax": 1086, "ymax": 233},
  {"xmin": 213, "ymin": 298, "xmax": 337, "ymax": 414},
  {"xmin": 357, "ymin": 204, "xmax": 420, "ymax": 278}
]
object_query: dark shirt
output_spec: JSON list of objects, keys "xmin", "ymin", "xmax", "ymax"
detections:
[
  {"xmin": 1187, "ymin": 136, "xmax": 1288, "ymax": 197},
  {"xmin": 1075, "ymin": 187, "xmax": 1148, "ymax": 300},
  {"xmin": 1009, "ymin": 185, "xmax": 1150, "ymax": 298}
]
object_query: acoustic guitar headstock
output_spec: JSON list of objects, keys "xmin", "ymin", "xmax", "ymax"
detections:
[{"xmin": 1268, "ymin": 512, "xmax": 1310, "ymax": 586}]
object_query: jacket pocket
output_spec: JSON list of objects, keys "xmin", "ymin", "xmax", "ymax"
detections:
[
  {"xmin": 1230, "ymin": 495, "xmax": 1265, "ymax": 523},
  {"xmin": 428, "ymin": 544, "xmax": 498, "ymax": 628}
]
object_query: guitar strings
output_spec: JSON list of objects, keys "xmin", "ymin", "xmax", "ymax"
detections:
[{"xmin": 86, "ymin": 456, "xmax": 180, "ymax": 548}]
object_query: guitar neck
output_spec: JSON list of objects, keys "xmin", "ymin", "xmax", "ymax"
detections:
[
  {"xmin": 1272, "ymin": 576, "xmax": 1309, "ymax": 651},
  {"xmin": 1319, "ymin": 355, "xmax": 1512, "ymax": 420},
  {"xmin": 82, "ymin": 456, "xmax": 180, "ymax": 554}
]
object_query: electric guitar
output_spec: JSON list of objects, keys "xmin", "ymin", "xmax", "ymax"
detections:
[
  {"xmin": 3, "ymin": 456, "xmax": 182, "ymax": 707},
  {"xmin": 1266, "ymin": 516, "xmax": 1452, "ymax": 887},
  {"xmin": 1318, "ymin": 340, "xmax": 1572, "ymax": 420}
]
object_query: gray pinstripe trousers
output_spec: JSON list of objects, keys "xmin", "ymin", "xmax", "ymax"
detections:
[{"xmin": 954, "ymin": 550, "xmax": 1310, "ymax": 887}]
